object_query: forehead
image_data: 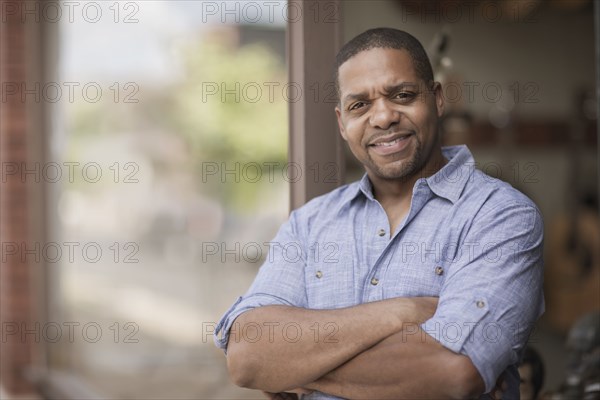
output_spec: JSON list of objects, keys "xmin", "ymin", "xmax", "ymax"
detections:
[{"xmin": 337, "ymin": 48, "xmax": 420, "ymax": 95}]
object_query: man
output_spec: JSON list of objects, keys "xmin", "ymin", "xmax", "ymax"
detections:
[{"xmin": 214, "ymin": 28, "xmax": 544, "ymax": 399}]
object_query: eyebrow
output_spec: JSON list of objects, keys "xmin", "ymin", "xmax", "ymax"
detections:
[{"xmin": 342, "ymin": 82, "xmax": 421, "ymax": 106}]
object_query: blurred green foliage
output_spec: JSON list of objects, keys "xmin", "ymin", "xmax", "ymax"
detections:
[
  {"xmin": 174, "ymin": 39, "xmax": 287, "ymax": 163},
  {"xmin": 67, "ymin": 33, "xmax": 289, "ymax": 211}
]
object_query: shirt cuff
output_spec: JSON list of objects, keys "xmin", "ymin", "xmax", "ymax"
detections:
[{"xmin": 213, "ymin": 293, "xmax": 294, "ymax": 353}]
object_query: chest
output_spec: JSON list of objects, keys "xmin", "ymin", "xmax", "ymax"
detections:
[{"xmin": 303, "ymin": 200, "xmax": 466, "ymax": 309}]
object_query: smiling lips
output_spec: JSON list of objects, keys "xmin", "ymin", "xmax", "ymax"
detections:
[{"xmin": 368, "ymin": 133, "xmax": 414, "ymax": 156}]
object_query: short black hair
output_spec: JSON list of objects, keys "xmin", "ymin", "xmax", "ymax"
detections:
[{"xmin": 334, "ymin": 28, "xmax": 434, "ymax": 95}]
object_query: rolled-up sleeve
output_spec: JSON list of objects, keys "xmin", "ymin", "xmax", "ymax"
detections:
[
  {"xmin": 421, "ymin": 200, "xmax": 544, "ymax": 393},
  {"xmin": 214, "ymin": 211, "xmax": 309, "ymax": 352}
]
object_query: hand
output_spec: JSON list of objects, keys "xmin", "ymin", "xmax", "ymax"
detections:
[
  {"xmin": 407, "ymin": 296, "xmax": 439, "ymax": 324},
  {"xmin": 489, "ymin": 372, "xmax": 507, "ymax": 400},
  {"xmin": 381, "ymin": 296, "xmax": 438, "ymax": 332}
]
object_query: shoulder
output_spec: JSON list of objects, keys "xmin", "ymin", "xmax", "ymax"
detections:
[
  {"xmin": 463, "ymin": 169, "xmax": 543, "ymax": 237},
  {"xmin": 440, "ymin": 145, "xmax": 540, "ymax": 216},
  {"xmin": 471, "ymin": 169, "xmax": 540, "ymax": 213},
  {"xmin": 287, "ymin": 181, "xmax": 360, "ymax": 234}
]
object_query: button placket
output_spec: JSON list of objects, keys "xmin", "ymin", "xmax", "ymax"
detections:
[{"xmin": 362, "ymin": 201, "xmax": 391, "ymax": 303}]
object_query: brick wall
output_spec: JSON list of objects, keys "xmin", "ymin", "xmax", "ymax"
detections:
[{"xmin": 0, "ymin": 1, "xmax": 36, "ymax": 394}]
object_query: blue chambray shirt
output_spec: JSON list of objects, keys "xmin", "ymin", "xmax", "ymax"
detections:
[{"xmin": 215, "ymin": 145, "xmax": 544, "ymax": 399}]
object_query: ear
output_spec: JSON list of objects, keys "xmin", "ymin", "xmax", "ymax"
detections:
[
  {"xmin": 335, "ymin": 106, "xmax": 348, "ymax": 141},
  {"xmin": 432, "ymin": 81, "xmax": 445, "ymax": 117}
]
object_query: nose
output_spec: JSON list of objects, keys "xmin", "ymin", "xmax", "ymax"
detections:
[{"xmin": 369, "ymin": 99, "xmax": 400, "ymax": 130}]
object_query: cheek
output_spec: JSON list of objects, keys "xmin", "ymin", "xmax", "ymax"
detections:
[
  {"xmin": 344, "ymin": 119, "xmax": 365, "ymax": 144},
  {"xmin": 412, "ymin": 109, "xmax": 436, "ymax": 136}
]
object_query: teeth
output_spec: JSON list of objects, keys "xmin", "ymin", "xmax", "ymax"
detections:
[{"xmin": 375, "ymin": 138, "xmax": 401, "ymax": 147}]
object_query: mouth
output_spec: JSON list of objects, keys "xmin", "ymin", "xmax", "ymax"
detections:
[{"xmin": 368, "ymin": 132, "xmax": 414, "ymax": 156}]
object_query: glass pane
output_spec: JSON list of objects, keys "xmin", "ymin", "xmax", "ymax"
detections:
[{"xmin": 48, "ymin": 1, "xmax": 288, "ymax": 398}]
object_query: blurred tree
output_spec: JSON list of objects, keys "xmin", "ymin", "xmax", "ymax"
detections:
[
  {"xmin": 173, "ymin": 38, "xmax": 287, "ymax": 162},
  {"xmin": 171, "ymin": 35, "xmax": 288, "ymax": 211},
  {"xmin": 66, "ymin": 32, "xmax": 289, "ymax": 211}
]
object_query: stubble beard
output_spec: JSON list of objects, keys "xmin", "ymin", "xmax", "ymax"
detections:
[{"xmin": 366, "ymin": 134, "xmax": 425, "ymax": 182}]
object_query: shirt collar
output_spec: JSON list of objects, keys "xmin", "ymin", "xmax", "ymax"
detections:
[
  {"xmin": 425, "ymin": 145, "xmax": 475, "ymax": 204},
  {"xmin": 358, "ymin": 173, "xmax": 376, "ymax": 201},
  {"xmin": 342, "ymin": 145, "xmax": 475, "ymax": 205},
  {"xmin": 335, "ymin": 175, "xmax": 368, "ymax": 206}
]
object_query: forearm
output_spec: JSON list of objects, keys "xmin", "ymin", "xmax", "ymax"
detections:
[
  {"xmin": 226, "ymin": 298, "xmax": 433, "ymax": 393},
  {"xmin": 306, "ymin": 326, "xmax": 485, "ymax": 399}
]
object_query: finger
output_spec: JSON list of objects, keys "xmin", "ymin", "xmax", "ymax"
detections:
[{"xmin": 492, "ymin": 388, "xmax": 503, "ymax": 400}]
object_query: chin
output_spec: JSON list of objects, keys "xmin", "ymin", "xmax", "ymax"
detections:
[
  {"xmin": 378, "ymin": 155, "xmax": 422, "ymax": 178},
  {"xmin": 372, "ymin": 165, "xmax": 418, "ymax": 181}
]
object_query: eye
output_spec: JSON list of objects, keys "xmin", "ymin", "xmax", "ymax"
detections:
[
  {"xmin": 394, "ymin": 92, "xmax": 416, "ymax": 101},
  {"xmin": 348, "ymin": 101, "xmax": 366, "ymax": 111}
]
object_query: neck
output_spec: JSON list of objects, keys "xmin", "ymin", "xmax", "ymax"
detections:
[
  {"xmin": 369, "ymin": 147, "xmax": 447, "ymax": 204},
  {"xmin": 368, "ymin": 147, "xmax": 447, "ymax": 235}
]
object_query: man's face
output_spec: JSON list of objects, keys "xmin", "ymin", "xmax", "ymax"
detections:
[{"xmin": 335, "ymin": 47, "xmax": 444, "ymax": 181}]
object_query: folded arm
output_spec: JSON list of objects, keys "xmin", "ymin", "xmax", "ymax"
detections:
[
  {"xmin": 305, "ymin": 325, "xmax": 485, "ymax": 399},
  {"xmin": 225, "ymin": 297, "xmax": 437, "ymax": 393}
]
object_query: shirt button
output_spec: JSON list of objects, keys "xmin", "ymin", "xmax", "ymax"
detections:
[
  {"xmin": 315, "ymin": 271, "xmax": 323, "ymax": 279},
  {"xmin": 378, "ymin": 229, "xmax": 386, "ymax": 237},
  {"xmin": 370, "ymin": 277, "xmax": 379, "ymax": 286},
  {"xmin": 476, "ymin": 300, "xmax": 485, "ymax": 308},
  {"xmin": 435, "ymin": 266, "xmax": 444, "ymax": 275}
]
